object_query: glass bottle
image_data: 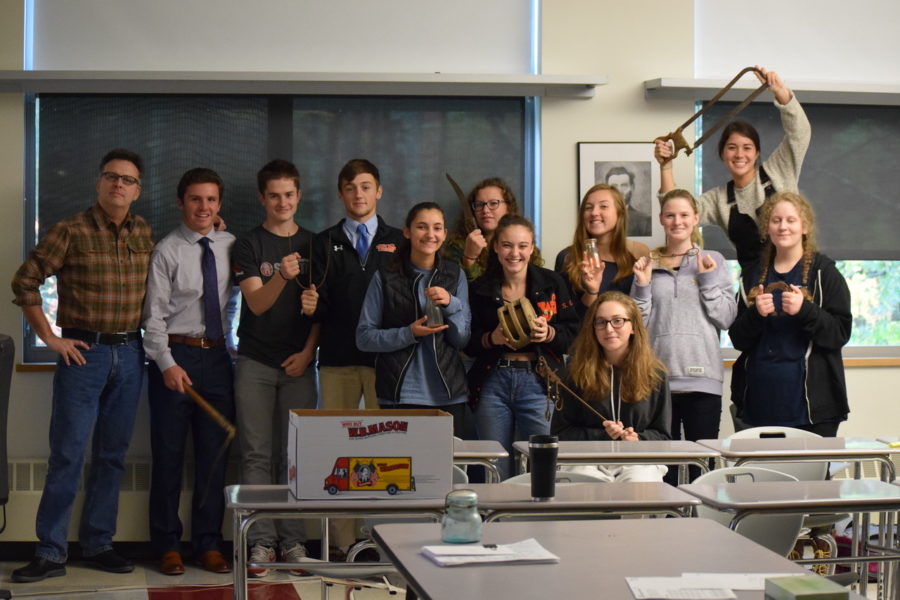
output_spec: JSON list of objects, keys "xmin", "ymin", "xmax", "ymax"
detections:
[
  {"xmin": 441, "ymin": 489, "xmax": 482, "ymax": 543},
  {"xmin": 585, "ymin": 238, "xmax": 602, "ymax": 271}
]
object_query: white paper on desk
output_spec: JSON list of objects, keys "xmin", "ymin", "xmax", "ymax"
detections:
[
  {"xmin": 420, "ymin": 538, "xmax": 559, "ymax": 567},
  {"xmin": 626, "ymin": 577, "xmax": 735, "ymax": 600}
]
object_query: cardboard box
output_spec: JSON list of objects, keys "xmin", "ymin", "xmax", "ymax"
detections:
[{"xmin": 287, "ymin": 409, "xmax": 453, "ymax": 500}]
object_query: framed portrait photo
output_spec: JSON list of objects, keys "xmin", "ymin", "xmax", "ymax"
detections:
[{"xmin": 577, "ymin": 142, "xmax": 662, "ymax": 246}]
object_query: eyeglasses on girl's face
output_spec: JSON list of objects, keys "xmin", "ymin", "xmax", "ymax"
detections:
[
  {"xmin": 593, "ymin": 317, "xmax": 631, "ymax": 329},
  {"xmin": 470, "ymin": 199, "xmax": 506, "ymax": 212}
]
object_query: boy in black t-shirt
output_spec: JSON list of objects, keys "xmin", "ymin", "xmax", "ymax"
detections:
[{"xmin": 232, "ymin": 160, "xmax": 317, "ymax": 577}]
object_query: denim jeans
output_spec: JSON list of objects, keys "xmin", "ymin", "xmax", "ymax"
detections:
[
  {"xmin": 475, "ymin": 366, "xmax": 552, "ymax": 480},
  {"xmin": 36, "ymin": 339, "xmax": 144, "ymax": 562},
  {"xmin": 235, "ymin": 355, "xmax": 317, "ymax": 547},
  {"xmin": 148, "ymin": 344, "xmax": 234, "ymax": 556}
]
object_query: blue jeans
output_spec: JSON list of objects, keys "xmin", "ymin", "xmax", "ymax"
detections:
[
  {"xmin": 148, "ymin": 344, "xmax": 234, "ymax": 555},
  {"xmin": 475, "ymin": 366, "xmax": 552, "ymax": 480},
  {"xmin": 36, "ymin": 340, "xmax": 144, "ymax": 562}
]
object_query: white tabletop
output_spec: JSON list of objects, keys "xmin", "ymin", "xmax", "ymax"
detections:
[
  {"xmin": 513, "ymin": 439, "xmax": 720, "ymax": 460},
  {"xmin": 452, "ymin": 439, "xmax": 509, "ymax": 459},
  {"xmin": 679, "ymin": 479, "xmax": 900, "ymax": 514},
  {"xmin": 697, "ymin": 437, "xmax": 897, "ymax": 458},
  {"xmin": 468, "ymin": 481, "xmax": 699, "ymax": 520},
  {"xmin": 373, "ymin": 519, "xmax": 862, "ymax": 600},
  {"xmin": 225, "ymin": 484, "xmax": 445, "ymax": 514}
]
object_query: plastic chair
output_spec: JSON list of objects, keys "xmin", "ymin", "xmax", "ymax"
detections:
[
  {"xmin": 691, "ymin": 466, "xmax": 804, "ymax": 557},
  {"xmin": 725, "ymin": 427, "xmax": 842, "ymax": 573}
]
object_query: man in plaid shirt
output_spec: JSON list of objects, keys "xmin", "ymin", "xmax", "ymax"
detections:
[{"xmin": 10, "ymin": 149, "xmax": 154, "ymax": 582}]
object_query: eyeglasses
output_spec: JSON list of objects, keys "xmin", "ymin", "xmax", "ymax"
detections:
[
  {"xmin": 649, "ymin": 247, "xmax": 699, "ymax": 261},
  {"xmin": 100, "ymin": 172, "xmax": 141, "ymax": 187},
  {"xmin": 470, "ymin": 199, "xmax": 506, "ymax": 212},
  {"xmin": 593, "ymin": 317, "xmax": 631, "ymax": 329}
]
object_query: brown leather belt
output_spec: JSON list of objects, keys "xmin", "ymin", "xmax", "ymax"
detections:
[{"xmin": 168, "ymin": 334, "xmax": 225, "ymax": 349}]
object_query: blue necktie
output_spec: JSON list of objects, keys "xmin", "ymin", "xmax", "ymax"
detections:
[
  {"xmin": 198, "ymin": 237, "xmax": 224, "ymax": 341},
  {"xmin": 355, "ymin": 223, "xmax": 370, "ymax": 261}
]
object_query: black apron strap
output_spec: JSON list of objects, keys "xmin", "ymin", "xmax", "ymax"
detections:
[{"xmin": 726, "ymin": 166, "xmax": 777, "ymax": 268}]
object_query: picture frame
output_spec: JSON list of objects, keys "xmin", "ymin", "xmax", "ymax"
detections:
[{"xmin": 577, "ymin": 142, "xmax": 662, "ymax": 246}]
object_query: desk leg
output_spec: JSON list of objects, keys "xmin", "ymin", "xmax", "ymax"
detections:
[
  {"xmin": 233, "ymin": 509, "xmax": 248, "ymax": 600},
  {"xmin": 484, "ymin": 460, "xmax": 501, "ymax": 484},
  {"xmin": 517, "ymin": 453, "xmax": 528, "ymax": 475}
]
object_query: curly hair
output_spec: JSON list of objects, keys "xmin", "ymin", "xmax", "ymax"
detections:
[
  {"xmin": 567, "ymin": 291, "xmax": 665, "ymax": 404},
  {"xmin": 748, "ymin": 192, "xmax": 818, "ymax": 304},
  {"xmin": 563, "ymin": 184, "xmax": 635, "ymax": 292}
]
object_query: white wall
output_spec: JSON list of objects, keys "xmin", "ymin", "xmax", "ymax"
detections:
[
  {"xmin": 695, "ymin": 0, "xmax": 900, "ymax": 84},
  {"xmin": 31, "ymin": 0, "xmax": 532, "ymax": 74}
]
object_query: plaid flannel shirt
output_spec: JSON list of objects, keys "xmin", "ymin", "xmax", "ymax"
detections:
[{"xmin": 11, "ymin": 203, "xmax": 154, "ymax": 333}]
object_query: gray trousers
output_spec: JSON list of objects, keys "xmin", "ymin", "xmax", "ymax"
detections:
[{"xmin": 235, "ymin": 355, "xmax": 317, "ymax": 547}]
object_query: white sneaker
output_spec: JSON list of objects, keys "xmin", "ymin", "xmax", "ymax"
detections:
[
  {"xmin": 247, "ymin": 544, "xmax": 275, "ymax": 578},
  {"xmin": 282, "ymin": 543, "xmax": 316, "ymax": 576}
]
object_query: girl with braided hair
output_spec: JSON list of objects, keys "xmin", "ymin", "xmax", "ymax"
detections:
[{"xmin": 729, "ymin": 192, "xmax": 851, "ymax": 436}]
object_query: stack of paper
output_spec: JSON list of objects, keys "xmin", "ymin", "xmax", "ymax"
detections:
[{"xmin": 420, "ymin": 538, "xmax": 560, "ymax": 567}]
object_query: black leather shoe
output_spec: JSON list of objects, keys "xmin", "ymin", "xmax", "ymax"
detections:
[
  {"xmin": 85, "ymin": 549, "xmax": 134, "ymax": 573},
  {"xmin": 12, "ymin": 557, "xmax": 66, "ymax": 582}
]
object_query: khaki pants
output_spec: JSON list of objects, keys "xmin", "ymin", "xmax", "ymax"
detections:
[
  {"xmin": 319, "ymin": 365, "xmax": 378, "ymax": 410},
  {"xmin": 318, "ymin": 365, "xmax": 377, "ymax": 548}
]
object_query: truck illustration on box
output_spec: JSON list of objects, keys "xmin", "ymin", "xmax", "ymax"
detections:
[{"xmin": 324, "ymin": 457, "xmax": 416, "ymax": 495}]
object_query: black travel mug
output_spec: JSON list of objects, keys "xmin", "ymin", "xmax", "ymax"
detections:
[{"xmin": 529, "ymin": 434, "xmax": 558, "ymax": 501}]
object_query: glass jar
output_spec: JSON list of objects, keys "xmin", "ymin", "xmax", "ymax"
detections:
[
  {"xmin": 440, "ymin": 489, "xmax": 482, "ymax": 543},
  {"xmin": 424, "ymin": 297, "xmax": 444, "ymax": 326}
]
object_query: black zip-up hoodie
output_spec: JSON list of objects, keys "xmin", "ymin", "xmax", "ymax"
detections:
[
  {"xmin": 310, "ymin": 216, "xmax": 404, "ymax": 367},
  {"xmin": 729, "ymin": 252, "xmax": 851, "ymax": 426}
]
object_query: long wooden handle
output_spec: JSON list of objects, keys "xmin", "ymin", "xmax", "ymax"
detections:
[{"xmin": 184, "ymin": 382, "xmax": 236, "ymax": 442}]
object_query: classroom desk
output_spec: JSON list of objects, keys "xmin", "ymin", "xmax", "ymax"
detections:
[
  {"xmin": 452, "ymin": 439, "xmax": 507, "ymax": 483},
  {"xmin": 373, "ymin": 518, "xmax": 865, "ymax": 600},
  {"xmin": 679, "ymin": 479, "xmax": 900, "ymax": 598},
  {"xmin": 226, "ymin": 485, "xmax": 445, "ymax": 600},
  {"xmin": 226, "ymin": 481, "xmax": 697, "ymax": 598},
  {"xmin": 467, "ymin": 481, "xmax": 700, "ymax": 521},
  {"xmin": 513, "ymin": 439, "xmax": 719, "ymax": 483},
  {"xmin": 697, "ymin": 437, "xmax": 899, "ymax": 482}
]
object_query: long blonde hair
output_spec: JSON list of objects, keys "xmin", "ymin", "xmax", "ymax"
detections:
[
  {"xmin": 564, "ymin": 184, "xmax": 635, "ymax": 291},
  {"xmin": 654, "ymin": 188, "xmax": 703, "ymax": 254},
  {"xmin": 748, "ymin": 192, "xmax": 817, "ymax": 304},
  {"xmin": 568, "ymin": 291, "xmax": 665, "ymax": 404}
]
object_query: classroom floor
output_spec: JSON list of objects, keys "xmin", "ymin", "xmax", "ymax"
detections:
[{"xmin": 0, "ymin": 560, "xmax": 404, "ymax": 599}]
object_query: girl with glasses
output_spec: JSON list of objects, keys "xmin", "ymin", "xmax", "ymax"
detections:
[
  {"xmin": 555, "ymin": 184, "xmax": 650, "ymax": 322},
  {"xmin": 466, "ymin": 215, "xmax": 578, "ymax": 479},
  {"xmin": 730, "ymin": 192, "xmax": 850, "ymax": 436},
  {"xmin": 551, "ymin": 291, "xmax": 671, "ymax": 482},
  {"xmin": 631, "ymin": 189, "xmax": 737, "ymax": 483},
  {"xmin": 444, "ymin": 178, "xmax": 543, "ymax": 281}
]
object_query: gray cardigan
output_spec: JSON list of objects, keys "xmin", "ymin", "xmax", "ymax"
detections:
[{"xmin": 631, "ymin": 249, "xmax": 736, "ymax": 395}]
